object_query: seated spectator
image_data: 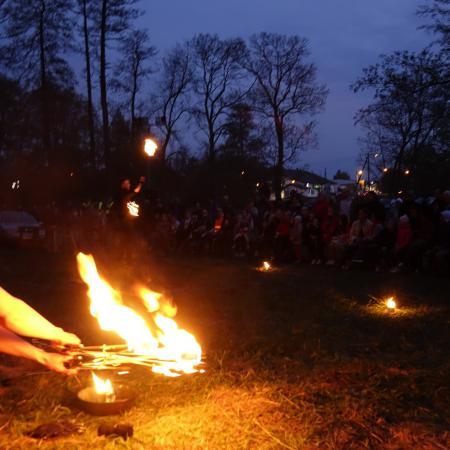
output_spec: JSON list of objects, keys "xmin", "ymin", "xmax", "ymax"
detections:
[
  {"xmin": 343, "ymin": 207, "xmax": 374, "ymax": 267},
  {"xmin": 274, "ymin": 209, "xmax": 292, "ymax": 262},
  {"xmin": 326, "ymin": 215, "xmax": 349, "ymax": 266},
  {"xmin": 390, "ymin": 214, "xmax": 413, "ymax": 273},
  {"xmin": 306, "ymin": 213, "xmax": 323, "ymax": 264}
]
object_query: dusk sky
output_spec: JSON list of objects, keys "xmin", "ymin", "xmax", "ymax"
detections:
[{"xmin": 137, "ymin": 0, "xmax": 431, "ymax": 178}]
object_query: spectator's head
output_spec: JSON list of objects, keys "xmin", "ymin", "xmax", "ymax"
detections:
[
  {"xmin": 120, "ymin": 178, "xmax": 131, "ymax": 191},
  {"xmin": 398, "ymin": 214, "xmax": 410, "ymax": 228}
]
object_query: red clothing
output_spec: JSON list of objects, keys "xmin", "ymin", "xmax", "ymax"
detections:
[
  {"xmin": 313, "ymin": 199, "xmax": 330, "ymax": 222},
  {"xmin": 321, "ymin": 216, "xmax": 338, "ymax": 244},
  {"xmin": 276, "ymin": 218, "xmax": 290, "ymax": 236},
  {"xmin": 396, "ymin": 225, "xmax": 412, "ymax": 249}
]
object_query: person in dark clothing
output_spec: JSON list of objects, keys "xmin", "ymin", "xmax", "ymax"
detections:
[{"xmin": 111, "ymin": 176, "xmax": 146, "ymax": 260}]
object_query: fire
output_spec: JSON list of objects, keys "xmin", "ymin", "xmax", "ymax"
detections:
[
  {"xmin": 77, "ymin": 253, "xmax": 202, "ymax": 377},
  {"xmin": 92, "ymin": 373, "xmax": 114, "ymax": 396},
  {"xmin": 386, "ymin": 297, "xmax": 396, "ymax": 310},
  {"xmin": 127, "ymin": 201, "xmax": 139, "ymax": 217},
  {"xmin": 262, "ymin": 261, "xmax": 271, "ymax": 271},
  {"xmin": 144, "ymin": 138, "xmax": 158, "ymax": 157}
]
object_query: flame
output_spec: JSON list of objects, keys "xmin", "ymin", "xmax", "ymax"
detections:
[
  {"xmin": 92, "ymin": 373, "xmax": 114, "ymax": 396},
  {"xmin": 262, "ymin": 261, "xmax": 271, "ymax": 271},
  {"xmin": 77, "ymin": 253, "xmax": 202, "ymax": 377},
  {"xmin": 127, "ymin": 201, "xmax": 139, "ymax": 217},
  {"xmin": 386, "ymin": 297, "xmax": 396, "ymax": 310},
  {"xmin": 144, "ymin": 138, "xmax": 158, "ymax": 157}
]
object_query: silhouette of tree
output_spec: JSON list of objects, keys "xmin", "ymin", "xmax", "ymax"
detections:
[{"xmin": 243, "ymin": 32, "xmax": 328, "ymax": 199}]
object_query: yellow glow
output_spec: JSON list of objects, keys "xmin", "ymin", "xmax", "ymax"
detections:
[
  {"xmin": 144, "ymin": 138, "xmax": 158, "ymax": 157},
  {"xmin": 77, "ymin": 253, "xmax": 202, "ymax": 377},
  {"xmin": 291, "ymin": 179, "xmax": 296, "ymax": 184},
  {"xmin": 263, "ymin": 261, "xmax": 271, "ymax": 271},
  {"xmin": 127, "ymin": 201, "xmax": 139, "ymax": 217},
  {"xmin": 404, "ymin": 169, "xmax": 410, "ymax": 175},
  {"xmin": 383, "ymin": 168, "xmax": 388, "ymax": 173},
  {"xmin": 92, "ymin": 373, "xmax": 114, "ymax": 396},
  {"xmin": 386, "ymin": 297, "xmax": 396, "ymax": 310},
  {"xmin": 357, "ymin": 170, "xmax": 363, "ymax": 176}
]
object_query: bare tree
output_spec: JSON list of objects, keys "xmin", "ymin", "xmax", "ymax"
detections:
[
  {"xmin": 150, "ymin": 43, "xmax": 192, "ymax": 163},
  {"xmin": 78, "ymin": 0, "xmax": 96, "ymax": 168},
  {"xmin": 94, "ymin": 0, "xmax": 140, "ymax": 168},
  {"xmin": 189, "ymin": 34, "xmax": 247, "ymax": 170},
  {"xmin": 0, "ymin": 0, "xmax": 75, "ymax": 164},
  {"xmin": 418, "ymin": 0, "xmax": 450, "ymax": 50},
  {"xmin": 352, "ymin": 49, "xmax": 449, "ymax": 191},
  {"xmin": 243, "ymin": 32, "xmax": 328, "ymax": 199},
  {"xmin": 113, "ymin": 29, "xmax": 156, "ymax": 134}
]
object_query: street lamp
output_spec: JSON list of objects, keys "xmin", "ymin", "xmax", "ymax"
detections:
[{"xmin": 404, "ymin": 169, "xmax": 410, "ymax": 175}]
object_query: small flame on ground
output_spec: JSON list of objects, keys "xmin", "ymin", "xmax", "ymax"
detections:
[
  {"xmin": 92, "ymin": 373, "xmax": 114, "ymax": 396},
  {"xmin": 386, "ymin": 297, "xmax": 396, "ymax": 310},
  {"xmin": 77, "ymin": 253, "xmax": 202, "ymax": 377},
  {"xmin": 127, "ymin": 201, "xmax": 139, "ymax": 217},
  {"xmin": 262, "ymin": 261, "xmax": 271, "ymax": 271}
]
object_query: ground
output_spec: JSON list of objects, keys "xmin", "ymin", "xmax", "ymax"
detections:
[{"xmin": 0, "ymin": 249, "xmax": 449, "ymax": 449}]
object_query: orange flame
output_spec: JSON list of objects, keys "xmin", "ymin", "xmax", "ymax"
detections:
[
  {"xmin": 386, "ymin": 297, "xmax": 396, "ymax": 310},
  {"xmin": 144, "ymin": 138, "xmax": 158, "ymax": 157},
  {"xmin": 262, "ymin": 261, "xmax": 271, "ymax": 271},
  {"xmin": 127, "ymin": 201, "xmax": 139, "ymax": 217},
  {"xmin": 92, "ymin": 373, "xmax": 114, "ymax": 396},
  {"xmin": 77, "ymin": 253, "xmax": 202, "ymax": 377}
]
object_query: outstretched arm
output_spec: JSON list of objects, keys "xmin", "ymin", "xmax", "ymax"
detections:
[
  {"xmin": 0, "ymin": 324, "xmax": 76, "ymax": 374},
  {"xmin": 0, "ymin": 287, "xmax": 80, "ymax": 345}
]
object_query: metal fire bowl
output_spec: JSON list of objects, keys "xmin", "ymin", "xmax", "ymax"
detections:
[{"xmin": 75, "ymin": 386, "xmax": 136, "ymax": 416}]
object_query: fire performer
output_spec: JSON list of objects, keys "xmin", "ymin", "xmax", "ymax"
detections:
[
  {"xmin": 0, "ymin": 287, "xmax": 80, "ymax": 374},
  {"xmin": 111, "ymin": 176, "xmax": 146, "ymax": 259},
  {"xmin": 115, "ymin": 176, "xmax": 146, "ymax": 219}
]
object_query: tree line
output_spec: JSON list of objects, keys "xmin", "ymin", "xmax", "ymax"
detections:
[
  {"xmin": 0, "ymin": 0, "xmax": 328, "ymax": 203},
  {"xmin": 353, "ymin": 0, "xmax": 450, "ymax": 194}
]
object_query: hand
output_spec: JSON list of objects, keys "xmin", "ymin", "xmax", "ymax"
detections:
[
  {"xmin": 51, "ymin": 328, "xmax": 81, "ymax": 347},
  {"xmin": 39, "ymin": 352, "xmax": 78, "ymax": 375}
]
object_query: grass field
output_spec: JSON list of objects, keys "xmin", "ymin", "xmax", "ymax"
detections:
[{"xmin": 0, "ymin": 249, "xmax": 449, "ymax": 449}]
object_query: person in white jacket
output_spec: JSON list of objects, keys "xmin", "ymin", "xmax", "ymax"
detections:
[{"xmin": 0, "ymin": 287, "xmax": 80, "ymax": 374}]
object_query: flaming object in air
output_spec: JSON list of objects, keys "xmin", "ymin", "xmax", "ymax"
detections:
[
  {"xmin": 144, "ymin": 138, "xmax": 158, "ymax": 157},
  {"xmin": 77, "ymin": 253, "xmax": 202, "ymax": 377},
  {"xmin": 127, "ymin": 201, "xmax": 139, "ymax": 217}
]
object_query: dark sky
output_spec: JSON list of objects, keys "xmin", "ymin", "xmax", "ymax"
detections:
[{"xmin": 137, "ymin": 0, "xmax": 431, "ymax": 177}]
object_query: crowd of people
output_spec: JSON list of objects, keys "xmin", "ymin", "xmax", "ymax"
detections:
[
  {"xmin": 108, "ymin": 183, "xmax": 450, "ymax": 275},
  {"xmin": 20, "ymin": 181, "xmax": 450, "ymax": 275}
]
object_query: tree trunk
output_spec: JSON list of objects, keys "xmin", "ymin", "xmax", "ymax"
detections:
[
  {"xmin": 274, "ymin": 115, "xmax": 284, "ymax": 200},
  {"xmin": 208, "ymin": 125, "xmax": 216, "ymax": 197},
  {"xmin": 160, "ymin": 128, "xmax": 171, "ymax": 164},
  {"xmin": 82, "ymin": 0, "xmax": 96, "ymax": 169},
  {"xmin": 39, "ymin": 0, "xmax": 50, "ymax": 165},
  {"xmin": 100, "ymin": 0, "xmax": 110, "ymax": 168}
]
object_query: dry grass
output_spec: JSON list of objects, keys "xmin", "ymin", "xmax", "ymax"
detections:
[{"xmin": 0, "ymin": 250, "xmax": 449, "ymax": 449}]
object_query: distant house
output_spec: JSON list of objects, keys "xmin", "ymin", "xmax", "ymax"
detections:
[{"xmin": 281, "ymin": 169, "xmax": 334, "ymax": 198}]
